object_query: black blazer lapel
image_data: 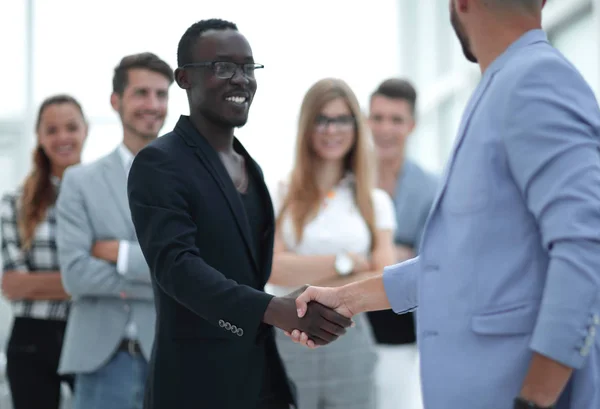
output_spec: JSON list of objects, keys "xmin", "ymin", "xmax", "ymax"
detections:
[{"xmin": 175, "ymin": 117, "xmax": 260, "ymax": 274}]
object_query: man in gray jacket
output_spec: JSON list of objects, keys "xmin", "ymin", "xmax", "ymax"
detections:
[{"xmin": 56, "ymin": 52, "xmax": 174, "ymax": 409}]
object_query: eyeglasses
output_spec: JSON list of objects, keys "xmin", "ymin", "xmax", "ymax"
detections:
[
  {"xmin": 179, "ymin": 61, "xmax": 264, "ymax": 79},
  {"xmin": 314, "ymin": 115, "xmax": 355, "ymax": 133}
]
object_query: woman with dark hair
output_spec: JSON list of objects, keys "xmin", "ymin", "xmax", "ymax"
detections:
[{"xmin": 0, "ymin": 94, "xmax": 87, "ymax": 409}]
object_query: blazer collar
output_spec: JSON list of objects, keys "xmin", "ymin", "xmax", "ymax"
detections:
[{"xmin": 485, "ymin": 29, "xmax": 548, "ymax": 76}]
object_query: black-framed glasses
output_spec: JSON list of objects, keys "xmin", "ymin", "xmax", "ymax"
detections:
[
  {"xmin": 179, "ymin": 61, "xmax": 264, "ymax": 79},
  {"xmin": 314, "ymin": 114, "xmax": 356, "ymax": 133}
]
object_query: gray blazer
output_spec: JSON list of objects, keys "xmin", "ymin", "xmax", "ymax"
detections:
[{"xmin": 56, "ymin": 148, "xmax": 154, "ymax": 374}]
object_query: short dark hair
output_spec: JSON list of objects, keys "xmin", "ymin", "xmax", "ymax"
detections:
[
  {"xmin": 177, "ymin": 19, "xmax": 238, "ymax": 68},
  {"xmin": 483, "ymin": 0, "xmax": 543, "ymax": 12},
  {"xmin": 35, "ymin": 94, "xmax": 85, "ymax": 131},
  {"xmin": 112, "ymin": 52, "xmax": 174, "ymax": 95},
  {"xmin": 371, "ymin": 78, "xmax": 417, "ymax": 115}
]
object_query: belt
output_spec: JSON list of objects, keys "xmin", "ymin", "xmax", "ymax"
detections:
[{"xmin": 118, "ymin": 339, "xmax": 142, "ymax": 355}]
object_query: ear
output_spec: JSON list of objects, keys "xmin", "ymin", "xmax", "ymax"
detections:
[
  {"xmin": 175, "ymin": 68, "xmax": 191, "ymax": 90},
  {"xmin": 110, "ymin": 92, "xmax": 120, "ymax": 112}
]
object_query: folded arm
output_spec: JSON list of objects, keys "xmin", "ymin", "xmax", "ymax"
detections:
[
  {"xmin": 314, "ymin": 229, "xmax": 396, "ymax": 287},
  {"xmin": 270, "ymin": 245, "xmax": 340, "ymax": 287},
  {"xmin": 2, "ymin": 272, "xmax": 70, "ymax": 301},
  {"xmin": 56, "ymin": 168, "xmax": 153, "ymax": 301},
  {"xmin": 116, "ymin": 240, "xmax": 152, "ymax": 284},
  {"xmin": 1, "ymin": 195, "xmax": 69, "ymax": 300},
  {"xmin": 503, "ymin": 60, "xmax": 600, "ymax": 406}
]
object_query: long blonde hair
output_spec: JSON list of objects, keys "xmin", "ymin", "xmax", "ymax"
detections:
[{"xmin": 276, "ymin": 78, "xmax": 377, "ymax": 248}]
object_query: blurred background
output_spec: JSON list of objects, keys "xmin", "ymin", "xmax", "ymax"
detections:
[{"xmin": 0, "ymin": 0, "xmax": 598, "ymax": 366}]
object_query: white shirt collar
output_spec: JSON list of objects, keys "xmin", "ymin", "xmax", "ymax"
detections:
[{"xmin": 118, "ymin": 143, "xmax": 135, "ymax": 174}]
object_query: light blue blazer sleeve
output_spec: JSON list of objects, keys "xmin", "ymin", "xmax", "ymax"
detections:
[
  {"xmin": 503, "ymin": 57, "xmax": 600, "ymax": 369},
  {"xmin": 382, "ymin": 256, "xmax": 420, "ymax": 314}
]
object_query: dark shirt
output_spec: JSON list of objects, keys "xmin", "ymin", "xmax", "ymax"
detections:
[{"xmin": 239, "ymin": 171, "xmax": 288, "ymax": 408}]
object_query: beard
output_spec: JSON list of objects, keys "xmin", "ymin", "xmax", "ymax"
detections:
[
  {"xmin": 450, "ymin": 1, "xmax": 478, "ymax": 63},
  {"xmin": 120, "ymin": 107, "xmax": 163, "ymax": 141},
  {"xmin": 123, "ymin": 120, "xmax": 160, "ymax": 141}
]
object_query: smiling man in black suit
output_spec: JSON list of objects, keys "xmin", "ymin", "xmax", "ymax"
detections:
[{"xmin": 127, "ymin": 19, "xmax": 352, "ymax": 409}]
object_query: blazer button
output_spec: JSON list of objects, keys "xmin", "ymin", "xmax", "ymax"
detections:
[
  {"xmin": 236, "ymin": 328, "xmax": 244, "ymax": 336},
  {"xmin": 218, "ymin": 320, "xmax": 225, "ymax": 328},
  {"xmin": 231, "ymin": 325, "xmax": 237, "ymax": 333},
  {"xmin": 225, "ymin": 322, "xmax": 232, "ymax": 330}
]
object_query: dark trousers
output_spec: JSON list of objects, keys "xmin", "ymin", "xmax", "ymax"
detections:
[{"xmin": 6, "ymin": 317, "xmax": 74, "ymax": 409}]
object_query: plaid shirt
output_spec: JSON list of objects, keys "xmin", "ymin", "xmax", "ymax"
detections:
[{"xmin": 0, "ymin": 189, "xmax": 69, "ymax": 320}]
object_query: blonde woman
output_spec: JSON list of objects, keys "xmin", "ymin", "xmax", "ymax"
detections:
[{"xmin": 267, "ymin": 78, "xmax": 396, "ymax": 409}]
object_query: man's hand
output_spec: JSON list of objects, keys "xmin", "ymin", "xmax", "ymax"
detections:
[
  {"xmin": 263, "ymin": 286, "xmax": 353, "ymax": 347},
  {"xmin": 284, "ymin": 285, "xmax": 356, "ymax": 348},
  {"xmin": 518, "ymin": 353, "xmax": 573, "ymax": 407},
  {"xmin": 296, "ymin": 286, "xmax": 354, "ymax": 318},
  {"xmin": 91, "ymin": 240, "xmax": 120, "ymax": 263}
]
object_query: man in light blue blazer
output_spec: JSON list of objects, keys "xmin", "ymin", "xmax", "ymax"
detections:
[{"xmin": 288, "ymin": 1, "xmax": 600, "ymax": 408}]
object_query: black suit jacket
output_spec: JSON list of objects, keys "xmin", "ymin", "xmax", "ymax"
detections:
[{"xmin": 127, "ymin": 116, "xmax": 295, "ymax": 409}]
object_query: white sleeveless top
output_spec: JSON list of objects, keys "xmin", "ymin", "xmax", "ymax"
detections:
[{"xmin": 266, "ymin": 173, "xmax": 396, "ymax": 297}]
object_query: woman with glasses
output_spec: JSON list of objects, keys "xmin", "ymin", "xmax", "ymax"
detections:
[
  {"xmin": 267, "ymin": 78, "xmax": 396, "ymax": 409},
  {"xmin": 1, "ymin": 94, "xmax": 87, "ymax": 409}
]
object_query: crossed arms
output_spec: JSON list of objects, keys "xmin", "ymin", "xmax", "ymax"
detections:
[{"xmin": 56, "ymin": 166, "xmax": 153, "ymax": 301}]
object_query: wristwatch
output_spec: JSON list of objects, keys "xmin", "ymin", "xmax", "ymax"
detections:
[
  {"xmin": 334, "ymin": 253, "xmax": 354, "ymax": 276},
  {"xmin": 514, "ymin": 397, "xmax": 555, "ymax": 409}
]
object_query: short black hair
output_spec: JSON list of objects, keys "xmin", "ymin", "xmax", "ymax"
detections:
[
  {"xmin": 112, "ymin": 52, "xmax": 174, "ymax": 95},
  {"xmin": 177, "ymin": 19, "xmax": 238, "ymax": 68},
  {"xmin": 371, "ymin": 78, "xmax": 417, "ymax": 115}
]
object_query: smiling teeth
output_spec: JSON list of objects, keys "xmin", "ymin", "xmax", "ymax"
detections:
[
  {"xmin": 226, "ymin": 96, "xmax": 246, "ymax": 104},
  {"xmin": 57, "ymin": 145, "xmax": 73, "ymax": 153},
  {"xmin": 324, "ymin": 140, "xmax": 342, "ymax": 146}
]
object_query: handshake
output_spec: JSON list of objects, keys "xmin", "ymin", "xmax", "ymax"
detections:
[{"xmin": 263, "ymin": 285, "xmax": 355, "ymax": 349}]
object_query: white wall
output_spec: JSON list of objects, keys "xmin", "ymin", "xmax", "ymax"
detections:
[
  {"xmin": 402, "ymin": 0, "xmax": 600, "ymax": 175},
  {"xmin": 2, "ymin": 0, "xmax": 402, "ymax": 191},
  {"xmin": 0, "ymin": 0, "xmax": 402, "ymax": 340}
]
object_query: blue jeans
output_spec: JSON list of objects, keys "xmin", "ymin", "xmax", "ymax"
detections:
[{"xmin": 72, "ymin": 351, "xmax": 148, "ymax": 409}]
